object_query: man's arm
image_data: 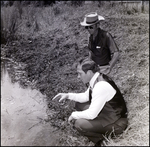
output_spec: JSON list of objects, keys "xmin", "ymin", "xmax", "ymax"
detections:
[
  {"xmin": 68, "ymin": 89, "xmax": 89, "ymax": 103},
  {"xmin": 52, "ymin": 88, "xmax": 89, "ymax": 103},
  {"xmin": 109, "ymin": 51, "xmax": 119, "ymax": 70},
  {"xmin": 70, "ymin": 81, "xmax": 116, "ymax": 120},
  {"xmin": 107, "ymin": 32, "xmax": 119, "ymax": 70}
]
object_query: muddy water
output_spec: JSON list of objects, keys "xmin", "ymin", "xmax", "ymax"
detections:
[{"xmin": 1, "ymin": 60, "xmax": 60, "ymax": 146}]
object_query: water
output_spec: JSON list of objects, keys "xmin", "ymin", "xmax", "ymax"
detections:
[{"xmin": 1, "ymin": 59, "xmax": 60, "ymax": 146}]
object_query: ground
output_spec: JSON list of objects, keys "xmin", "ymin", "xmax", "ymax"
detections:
[{"xmin": 1, "ymin": 2, "xmax": 149, "ymax": 146}]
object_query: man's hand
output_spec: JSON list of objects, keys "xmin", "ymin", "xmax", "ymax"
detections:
[
  {"xmin": 52, "ymin": 93, "xmax": 69, "ymax": 102},
  {"xmin": 68, "ymin": 115, "xmax": 75, "ymax": 125},
  {"xmin": 100, "ymin": 65, "xmax": 111, "ymax": 75}
]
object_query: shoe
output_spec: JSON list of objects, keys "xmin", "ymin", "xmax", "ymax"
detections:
[{"xmin": 94, "ymin": 140, "xmax": 102, "ymax": 146}]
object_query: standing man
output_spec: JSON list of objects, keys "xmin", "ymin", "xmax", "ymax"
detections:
[
  {"xmin": 53, "ymin": 58, "xmax": 128, "ymax": 146},
  {"xmin": 80, "ymin": 12, "xmax": 119, "ymax": 75}
]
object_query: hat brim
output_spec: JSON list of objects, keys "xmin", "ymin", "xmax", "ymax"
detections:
[{"xmin": 80, "ymin": 15, "xmax": 105, "ymax": 26}]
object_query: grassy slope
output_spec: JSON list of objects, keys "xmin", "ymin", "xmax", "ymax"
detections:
[{"xmin": 1, "ymin": 2, "xmax": 149, "ymax": 146}]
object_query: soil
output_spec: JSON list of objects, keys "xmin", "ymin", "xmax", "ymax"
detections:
[{"xmin": 1, "ymin": 3, "xmax": 149, "ymax": 146}]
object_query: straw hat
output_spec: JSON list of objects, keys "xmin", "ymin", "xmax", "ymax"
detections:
[{"xmin": 80, "ymin": 12, "xmax": 105, "ymax": 26}]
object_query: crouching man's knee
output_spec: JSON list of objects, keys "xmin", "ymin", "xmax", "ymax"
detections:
[{"xmin": 74, "ymin": 119, "xmax": 88, "ymax": 133}]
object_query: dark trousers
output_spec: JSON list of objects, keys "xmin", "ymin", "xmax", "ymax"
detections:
[{"xmin": 74, "ymin": 102, "xmax": 128, "ymax": 144}]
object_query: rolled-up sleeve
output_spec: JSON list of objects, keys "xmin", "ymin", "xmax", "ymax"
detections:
[{"xmin": 107, "ymin": 32, "xmax": 119, "ymax": 54}]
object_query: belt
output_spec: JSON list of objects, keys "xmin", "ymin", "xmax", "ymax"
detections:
[{"xmin": 98, "ymin": 63, "xmax": 109, "ymax": 66}]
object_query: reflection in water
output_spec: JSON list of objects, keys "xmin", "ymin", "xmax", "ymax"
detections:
[
  {"xmin": 1, "ymin": 59, "xmax": 59, "ymax": 146},
  {"xmin": 1, "ymin": 57, "xmax": 28, "ymax": 87},
  {"xmin": 1, "ymin": 57, "xmax": 7, "ymax": 81}
]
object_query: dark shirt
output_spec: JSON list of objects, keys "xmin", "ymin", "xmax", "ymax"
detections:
[{"xmin": 88, "ymin": 28, "xmax": 119, "ymax": 66}]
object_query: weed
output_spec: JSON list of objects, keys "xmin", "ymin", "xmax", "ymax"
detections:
[
  {"xmin": 52, "ymin": 5, "xmax": 61, "ymax": 16},
  {"xmin": 1, "ymin": 6, "xmax": 17, "ymax": 43}
]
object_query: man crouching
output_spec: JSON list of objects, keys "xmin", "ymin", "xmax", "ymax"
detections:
[{"xmin": 53, "ymin": 58, "xmax": 128, "ymax": 146}]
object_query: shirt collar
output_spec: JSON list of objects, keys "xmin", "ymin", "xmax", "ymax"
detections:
[
  {"xmin": 90, "ymin": 28, "xmax": 100, "ymax": 41},
  {"xmin": 89, "ymin": 72, "xmax": 100, "ymax": 88}
]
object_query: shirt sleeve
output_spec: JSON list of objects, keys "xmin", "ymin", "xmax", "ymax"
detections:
[
  {"xmin": 71, "ymin": 81, "xmax": 116, "ymax": 120},
  {"xmin": 106, "ymin": 32, "xmax": 119, "ymax": 54},
  {"xmin": 68, "ymin": 88, "xmax": 89, "ymax": 103}
]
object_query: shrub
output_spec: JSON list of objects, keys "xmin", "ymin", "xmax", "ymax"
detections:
[
  {"xmin": 52, "ymin": 5, "xmax": 61, "ymax": 16},
  {"xmin": 70, "ymin": 1, "xmax": 84, "ymax": 6},
  {"xmin": 1, "ymin": 3, "xmax": 22, "ymax": 44}
]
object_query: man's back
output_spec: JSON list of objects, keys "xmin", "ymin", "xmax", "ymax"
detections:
[{"xmin": 89, "ymin": 74, "xmax": 128, "ymax": 127}]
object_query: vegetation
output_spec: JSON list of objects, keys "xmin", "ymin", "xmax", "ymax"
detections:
[{"xmin": 1, "ymin": 1, "xmax": 149, "ymax": 146}]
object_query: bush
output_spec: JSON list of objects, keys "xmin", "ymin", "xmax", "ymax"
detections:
[
  {"xmin": 70, "ymin": 1, "xmax": 84, "ymax": 6},
  {"xmin": 1, "ymin": 3, "xmax": 22, "ymax": 44}
]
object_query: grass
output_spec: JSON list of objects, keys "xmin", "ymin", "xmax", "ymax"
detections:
[
  {"xmin": 1, "ymin": 4, "xmax": 23, "ymax": 43},
  {"xmin": 1, "ymin": 1, "xmax": 149, "ymax": 146}
]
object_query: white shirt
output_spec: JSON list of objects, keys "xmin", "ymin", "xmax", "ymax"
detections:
[{"xmin": 68, "ymin": 72, "xmax": 116, "ymax": 120}]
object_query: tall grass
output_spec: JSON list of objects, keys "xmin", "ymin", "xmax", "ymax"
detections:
[
  {"xmin": 1, "ymin": 1, "xmax": 149, "ymax": 44},
  {"xmin": 1, "ymin": 3, "xmax": 23, "ymax": 44}
]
